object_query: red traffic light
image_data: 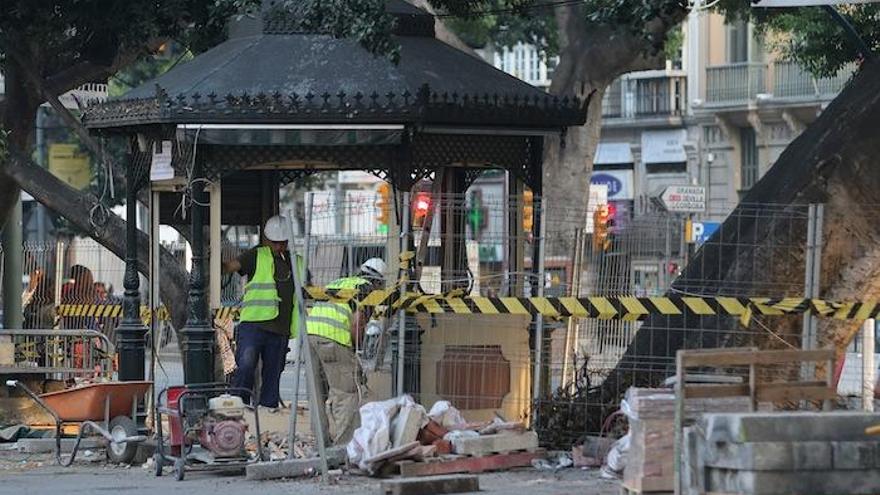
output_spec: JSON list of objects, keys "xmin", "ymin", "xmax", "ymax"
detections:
[{"xmin": 414, "ymin": 193, "xmax": 431, "ymax": 216}]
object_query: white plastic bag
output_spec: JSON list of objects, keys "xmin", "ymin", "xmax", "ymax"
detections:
[
  {"xmin": 428, "ymin": 400, "xmax": 467, "ymax": 430},
  {"xmin": 601, "ymin": 432, "xmax": 630, "ymax": 479},
  {"xmin": 347, "ymin": 395, "xmax": 423, "ymax": 471}
]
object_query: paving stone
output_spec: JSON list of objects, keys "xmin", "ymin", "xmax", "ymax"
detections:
[
  {"xmin": 16, "ymin": 438, "xmax": 105, "ymax": 453},
  {"xmin": 702, "ymin": 412, "xmax": 880, "ymax": 444},
  {"xmin": 245, "ymin": 457, "xmax": 323, "ymax": 480},
  {"xmin": 451, "ymin": 431, "xmax": 537, "ymax": 457},
  {"xmin": 707, "ymin": 467, "xmax": 880, "ymax": 495},
  {"xmin": 832, "ymin": 441, "xmax": 877, "ymax": 470},
  {"xmin": 379, "ymin": 474, "xmax": 479, "ymax": 495}
]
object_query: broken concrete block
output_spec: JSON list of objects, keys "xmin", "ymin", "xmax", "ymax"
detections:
[
  {"xmin": 391, "ymin": 405, "xmax": 426, "ymax": 448},
  {"xmin": 451, "ymin": 431, "xmax": 538, "ymax": 457},
  {"xmin": 245, "ymin": 457, "xmax": 323, "ymax": 480},
  {"xmin": 379, "ymin": 474, "xmax": 479, "ymax": 495},
  {"xmin": 16, "ymin": 438, "xmax": 105, "ymax": 453}
]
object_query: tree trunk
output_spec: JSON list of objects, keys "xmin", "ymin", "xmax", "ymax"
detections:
[
  {"xmin": 4, "ymin": 148, "xmax": 191, "ymax": 330},
  {"xmin": 597, "ymin": 60, "xmax": 880, "ymax": 408}
]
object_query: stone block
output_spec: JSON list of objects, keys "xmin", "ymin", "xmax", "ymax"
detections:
[
  {"xmin": 451, "ymin": 431, "xmax": 538, "ymax": 457},
  {"xmin": 379, "ymin": 475, "xmax": 479, "ymax": 495},
  {"xmin": 702, "ymin": 412, "xmax": 880, "ymax": 445},
  {"xmin": 832, "ymin": 441, "xmax": 877, "ymax": 470},
  {"xmin": 391, "ymin": 405, "xmax": 425, "ymax": 449},
  {"xmin": 707, "ymin": 467, "xmax": 880, "ymax": 495},
  {"xmin": 245, "ymin": 457, "xmax": 323, "ymax": 480},
  {"xmin": 16, "ymin": 438, "xmax": 105, "ymax": 453}
]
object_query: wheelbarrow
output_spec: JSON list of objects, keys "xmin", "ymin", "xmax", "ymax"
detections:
[{"xmin": 6, "ymin": 379, "xmax": 151, "ymax": 465}]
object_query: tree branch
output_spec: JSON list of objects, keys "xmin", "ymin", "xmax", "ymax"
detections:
[{"xmin": 3, "ymin": 147, "xmax": 191, "ymax": 330}]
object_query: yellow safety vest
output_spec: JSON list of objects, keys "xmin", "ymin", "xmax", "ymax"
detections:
[
  {"xmin": 303, "ymin": 276, "xmax": 370, "ymax": 347},
  {"xmin": 239, "ymin": 246, "xmax": 304, "ymax": 337}
]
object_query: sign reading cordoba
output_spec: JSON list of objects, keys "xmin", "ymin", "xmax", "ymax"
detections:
[{"xmin": 660, "ymin": 186, "xmax": 706, "ymax": 213}]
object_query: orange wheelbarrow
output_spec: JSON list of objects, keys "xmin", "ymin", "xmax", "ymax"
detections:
[{"xmin": 6, "ymin": 379, "xmax": 151, "ymax": 465}]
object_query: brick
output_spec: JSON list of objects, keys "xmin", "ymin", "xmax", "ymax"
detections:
[
  {"xmin": 379, "ymin": 474, "xmax": 478, "ymax": 495},
  {"xmin": 450, "ymin": 431, "xmax": 537, "ymax": 457}
]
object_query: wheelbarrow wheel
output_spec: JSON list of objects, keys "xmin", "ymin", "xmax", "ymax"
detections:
[
  {"xmin": 106, "ymin": 416, "xmax": 139, "ymax": 464},
  {"xmin": 154, "ymin": 452, "xmax": 164, "ymax": 477},
  {"xmin": 174, "ymin": 457, "xmax": 186, "ymax": 481}
]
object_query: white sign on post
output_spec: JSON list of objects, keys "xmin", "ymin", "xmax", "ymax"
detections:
[
  {"xmin": 585, "ymin": 184, "xmax": 608, "ymax": 233},
  {"xmin": 150, "ymin": 141, "xmax": 174, "ymax": 182},
  {"xmin": 660, "ymin": 185, "xmax": 705, "ymax": 213}
]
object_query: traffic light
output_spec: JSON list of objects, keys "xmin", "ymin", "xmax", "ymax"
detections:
[
  {"xmin": 523, "ymin": 189, "xmax": 534, "ymax": 233},
  {"xmin": 467, "ymin": 190, "xmax": 488, "ymax": 239},
  {"xmin": 412, "ymin": 191, "xmax": 432, "ymax": 230},
  {"xmin": 592, "ymin": 204, "xmax": 611, "ymax": 252},
  {"xmin": 375, "ymin": 182, "xmax": 391, "ymax": 234}
]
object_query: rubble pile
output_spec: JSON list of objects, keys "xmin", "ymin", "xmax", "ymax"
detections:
[{"xmin": 347, "ymin": 395, "xmax": 541, "ymax": 476}]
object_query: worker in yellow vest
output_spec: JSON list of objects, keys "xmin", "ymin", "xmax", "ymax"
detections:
[
  {"xmin": 223, "ymin": 215, "xmax": 302, "ymax": 410},
  {"xmin": 303, "ymin": 257, "xmax": 386, "ymax": 445}
]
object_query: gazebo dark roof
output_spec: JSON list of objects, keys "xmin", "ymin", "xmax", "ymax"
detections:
[{"xmin": 83, "ymin": 1, "xmax": 586, "ymax": 130}]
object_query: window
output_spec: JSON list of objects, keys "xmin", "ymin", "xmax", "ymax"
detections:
[
  {"xmin": 727, "ymin": 20, "xmax": 749, "ymax": 63},
  {"xmin": 740, "ymin": 127, "xmax": 758, "ymax": 189}
]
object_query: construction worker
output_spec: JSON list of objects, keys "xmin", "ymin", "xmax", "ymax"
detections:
[
  {"xmin": 305, "ymin": 257, "xmax": 386, "ymax": 445},
  {"xmin": 223, "ymin": 215, "xmax": 303, "ymax": 410}
]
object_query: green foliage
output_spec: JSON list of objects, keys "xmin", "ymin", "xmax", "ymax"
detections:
[
  {"xmin": 267, "ymin": 0, "xmax": 400, "ymax": 61},
  {"xmin": 756, "ymin": 5, "xmax": 879, "ymax": 77}
]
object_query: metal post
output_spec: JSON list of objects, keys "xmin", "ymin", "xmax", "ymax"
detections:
[
  {"xmin": 2, "ymin": 198, "xmax": 23, "ymax": 330},
  {"xmin": 287, "ymin": 193, "xmax": 313, "ymax": 458},
  {"xmin": 149, "ymin": 190, "xmax": 161, "ymax": 427},
  {"xmin": 180, "ymin": 159, "xmax": 214, "ymax": 385},
  {"xmin": 116, "ymin": 151, "xmax": 147, "ymax": 382},
  {"xmin": 863, "ymin": 319, "xmax": 875, "ymax": 412},
  {"xmin": 802, "ymin": 204, "xmax": 824, "ymax": 381},
  {"xmin": 532, "ymin": 197, "xmax": 547, "ymax": 423},
  {"xmin": 284, "ymin": 213, "xmax": 329, "ymax": 477},
  {"xmin": 396, "ymin": 192, "xmax": 410, "ymax": 396}
]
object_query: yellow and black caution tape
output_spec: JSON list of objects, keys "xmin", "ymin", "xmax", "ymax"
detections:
[{"xmin": 56, "ymin": 294, "xmax": 880, "ymax": 326}]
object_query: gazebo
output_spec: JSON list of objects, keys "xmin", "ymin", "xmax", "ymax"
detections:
[{"xmin": 83, "ymin": 0, "xmax": 587, "ymax": 389}]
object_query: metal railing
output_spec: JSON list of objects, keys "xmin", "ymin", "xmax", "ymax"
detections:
[
  {"xmin": 773, "ymin": 61, "xmax": 856, "ymax": 99},
  {"xmin": 602, "ymin": 75, "xmax": 687, "ymax": 118},
  {"xmin": 707, "ymin": 61, "xmax": 856, "ymax": 104},
  {"xmin": 706, "ymin": 62, "xmax": 767, "ymax": 105}
]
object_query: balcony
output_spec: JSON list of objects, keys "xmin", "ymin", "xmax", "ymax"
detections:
[
  {"xmin": 773, "ymin": 61, "xmax": 855, "ymax": 99},
  {"xmin": 705, "ymin": 61, "xmax": 856, "ymax": 106},
  {"xmin": 705, "ymin": 62, "xmax": 766, "ymax": 105},
  {"xmin": 602, "ymin": 74, "xmax": 687, "ymax": 120}
]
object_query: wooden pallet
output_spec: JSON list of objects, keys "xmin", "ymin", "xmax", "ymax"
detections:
[{"xmin": 395, "ymin": 449, "xmax": 546, "ymax": 477}]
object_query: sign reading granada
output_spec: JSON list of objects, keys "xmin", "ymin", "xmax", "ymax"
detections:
[{"xmin": 660, "ymin": 185, "xmax": 706, "ymax": 213}]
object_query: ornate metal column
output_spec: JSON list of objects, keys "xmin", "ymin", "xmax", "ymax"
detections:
[
  {"xmin": 180, "ymin": 156, "xmax": 215, "ymax": 385},
  {"xmin": 116, "ymin": 147, "xmax": 148, "ymax": 382}
]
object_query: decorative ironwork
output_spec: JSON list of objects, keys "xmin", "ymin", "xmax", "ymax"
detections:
[{"xmin": 83, "ymin": 84, "xmax": 587, "ymax": 130}]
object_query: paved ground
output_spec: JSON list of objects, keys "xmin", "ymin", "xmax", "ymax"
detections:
[{"xmin": 0, "ymin": 450, "xmax": 620, "ymax": 495}]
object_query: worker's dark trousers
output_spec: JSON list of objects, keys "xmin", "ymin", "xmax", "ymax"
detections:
[{"xmin": 232, "ymin": 322, "xmax": 286, "ymax": 407}]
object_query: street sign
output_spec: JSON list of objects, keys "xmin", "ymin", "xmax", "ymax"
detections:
[
  {"xmin": 660, "ymin": 186, "xmax": 705, "ymax": 213},
  {"xmin": 49, "ymin": 143, "xmax": 91, "ymax": 190},
  {"xmin": 686, "ymin": 220, "xmax": 720, "ymax": 245}
]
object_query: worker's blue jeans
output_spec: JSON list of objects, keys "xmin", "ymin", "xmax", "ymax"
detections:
[{"xmin": 232, "ymin": 322, "xmax": 286, "ymax": 407}]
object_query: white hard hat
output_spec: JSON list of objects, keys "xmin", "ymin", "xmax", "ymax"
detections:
[
  {"xmin": 263, "ymin": 215, "xmax": 290, "ymax": 242},
  {"xmin": 360, "ymin": 258, "xmax": 386, "ymax": 280}
]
